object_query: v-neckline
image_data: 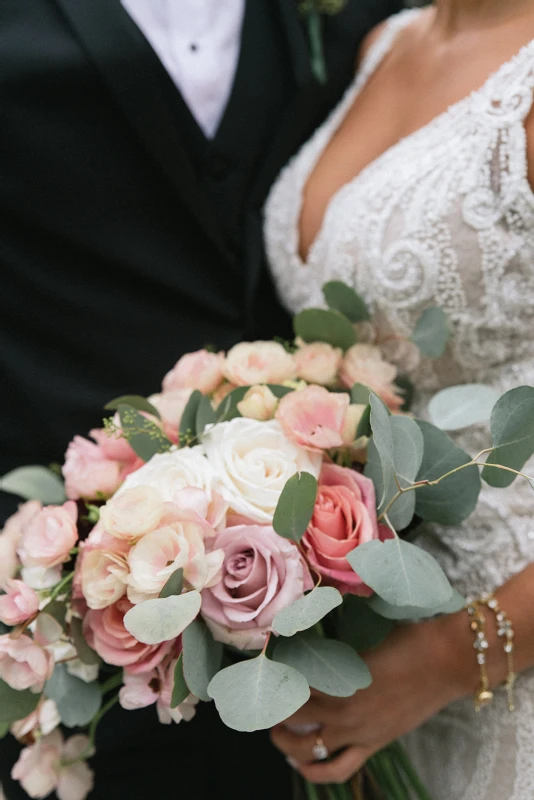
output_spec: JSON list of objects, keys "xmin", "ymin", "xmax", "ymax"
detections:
[{"xmin": 295, "ymin": 8, "xmax": 534, "ymax": 267}]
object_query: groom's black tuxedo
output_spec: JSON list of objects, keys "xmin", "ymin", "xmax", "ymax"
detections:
[{"xmin": 0, "ymin": 1, "xmax": 402, "ymax": 798}]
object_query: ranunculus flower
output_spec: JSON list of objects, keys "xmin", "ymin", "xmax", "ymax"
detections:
[
  {"xmin": 302, "ymin": 463, "xmax": 380, "ymax": 595},
  {"xmin": 11, "ymin": 730, "xmax": 94, "ymax": 800},
  {"xmin": 148, "ymin": 389, "xmax": 193, "ymax": 444},
  {"xmin": 0, "ymin": 501, "xmax": 42, "ymax": 586},
  {"xmin": 294, "ymin": 341, "xmax": 342, "ymax": 386},
  {"xmin": 63, "ymin": 436, "xmax": 122, "ymax": 501},
  {"xmin": 83, "ymin": 597, "xmax": 172, "ymax": 674},
  {"xmin": 0, "ymin": 579, "xmax": 39, "ymax": 626},
  {"xmin": 100, "ymin": 486, "xmax": 164, "ymax": 541},
  {"xmin": 0, "ymin": 634, "xmax": 53, "ymax": 692},
  {"xmin": 126, "ymin": 505, "xmax": 223, "ymax": 603},
  {"xmin": 119, "ymin": 659, "xmax": 198, "ymax": 724},
  {"xmin": 276, "ymin": 385, "xmax": 351, "ymax": 451},
  {"xmin": 236, "ymin": 385, "xmax": 279, "ymax": 420},
  {"xmin": 11, "ymin": 698, "xmax": 61, "ymax": 742},
  {"xmin": 17, "ymin": 502, "xmax": 78, "ymax": 570},
  {"xmin": 81, "ymin": 548, "xmax": 129, "ymax": 610},
  {"xmin": 223, "ymin": 341, "xmax": 297, "ymax": 386},
  {"xmin": 340, "ymin": 344, "xmax": 404, "ymax": 411},
  {"xmin": 203, "ymin": 418, "xmax": 321, "ymax": 524},
  {"xmin": 201, "ymin": 524, "xmax": 313, "ymax": 650},
  {"xmin": 163, "ymin": 349, "xmax": 225, "ymax": 395}
]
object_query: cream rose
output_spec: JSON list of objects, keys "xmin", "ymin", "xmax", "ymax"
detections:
[
  {"xmin": 202, "ymin": 418, "xmax": 322, "ymax": 523},
  {"xmin": 223, "ymin": 341, "xmax": 297, "ymax": 386},
  {"xmin": 294, "ymin": 341, "xmax": 342, "ymax": 386},
  {"xmin": 119, "ymin": 446, "xmax": 218, "ymax": 504},
  {"xmin": 236, "ymin": 385, "xmax": 279, "ymax": 421}
]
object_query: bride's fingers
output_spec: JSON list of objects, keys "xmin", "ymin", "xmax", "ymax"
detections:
[
  {"xmin": 298, "ymin": 745, "xmax": 371, "ymax": 785},
  {"xmin": 281, "ymin": 698, "xmax": 324, "ymax": 728},
  {"xmin": 270, "ymin": 725, "xmax": 348, "ymax": 765}
]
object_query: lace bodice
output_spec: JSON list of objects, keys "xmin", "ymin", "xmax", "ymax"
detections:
[{"xmin": 264, "ymin": 10, "xmax": 534, "ymax": 800}]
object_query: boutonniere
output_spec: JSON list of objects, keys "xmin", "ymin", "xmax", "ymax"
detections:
[{"xmin": 298, "ymin": 0, "xmax": 348, "ymax": 84}]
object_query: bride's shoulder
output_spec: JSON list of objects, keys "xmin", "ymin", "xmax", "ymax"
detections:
[{"xmin": 356, "ymin": 7, "xmax": 431, "ymax": 69}]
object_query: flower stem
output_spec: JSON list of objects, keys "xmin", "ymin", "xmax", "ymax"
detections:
[
  {"xmin": 99, "ymin": 672, "xmax": 123, "ymax": 696},
  {"xmin": 48, "ymin": 572, "xmax": 74, "ymax": 603}
]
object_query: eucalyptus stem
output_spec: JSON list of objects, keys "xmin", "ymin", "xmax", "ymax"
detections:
[
  {"xmin": 99, "ymin": 672, "xmax": 123, "ymax": 696},
  {"xmin": 48, "ymin": 571, "xmax": 74, "ymax": 603},
  {"xmin": 87, "ymin": 694, "xmax": 119, "ymax": 752}
]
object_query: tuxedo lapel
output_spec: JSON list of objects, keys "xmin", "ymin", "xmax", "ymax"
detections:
[{"xmin": 53, "ymin": 0, "xmax": 231, "ymax": 260}]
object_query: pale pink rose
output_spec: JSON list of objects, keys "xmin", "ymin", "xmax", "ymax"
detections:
[
  {"xmin": 81, "ymin": 548, "xmax": 129, "ymax": 610},
  {"xmin": 100, "ymin": 485, "xmax": 164, "ymax": 541},
  {"xmin": 0, "ymin": 634, "xmax": 53, "ymax": 692},
  {"xmin": 119, "ymin": 659, "xmax": 198, "ymax": 724},
  {"xmin": 201, "ymin": 524, "xmax": 313, "ymax": 650},
  {"xmin": 11, "ymin": 730, "xmax": 94, "ymax": 800},
  {"xmin": 302, "ymin": 463, "xmax": 380, "ymax": 595},
  {"xmin": 91, "ymin": 423, "xmax": 138, "ymax": 463},
  {"xmin": 0, "ymin": 501, "xmax": 42, "ymax": 586},
  {"xmin": 236, "ymin": 385, "xmax": 279, "ymax": 421},
  {"xmin": 224, "ymin": 341, "xmax": 297, "ymax": 387},
  {"xmin": 340, "ymin": 344, "xmax": 404, "ymax": 412},
  {"xmin": 83, "ymin": 597, "xmax": 172, "ymax": 674},
  {"xmin": 294, "ymin": 341, "xmax": 343, "ymax": 386},
  {"xmin": 63, "ymin": 435, "xmax": 122, "ymax": 501},
  {"xmin": 18, "ymin": 502, "xmax": 78, "ymax": 570},
  {"xmin": 341, "ymin": 404, "xmax": 367, "ymax": 446},
  {"xmin": 0, "ymin": 579, "xmax": 39, "ymax": 626},
  {"xmin": 148, "ymin": 389, "xmax": 193, "ymax": 444},
  {"xmin": 276, "ymin": 385, "xmax": 350, "ymax": 451},
  {"xmin": 11, "ymin": 698, "xmax": 60, "ymax": 741},
  {"xmin": 163, "ymin": 349, "xmax": 225, "ymax": 395},
  {"xmin": 379, "ymin": 338, "xmax": 421, "ymax": 374},
  {"xmin": 127, "ymin": 505, "xmax": 223, "ymax": 603},
  {"xmin": 212, "ymin": 381, "xmax": 234, "ymax": 407}
]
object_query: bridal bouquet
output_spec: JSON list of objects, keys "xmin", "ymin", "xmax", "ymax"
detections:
[{"xmin": 2, "ymin": 281, "xmax": 533, "ymax": 800}]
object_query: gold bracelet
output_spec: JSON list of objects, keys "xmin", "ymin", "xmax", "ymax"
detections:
[
  {"xmin": 479, "ymin": 594, "xmax": 517, "ymax": 712},
  {"xmin": 466, "ymin": 599, "xmax": 494, "ymax": 712}
]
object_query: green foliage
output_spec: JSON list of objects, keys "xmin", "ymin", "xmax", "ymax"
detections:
[
  {"xmin": 369, "ymin": 589, "xmax": 465, "ymax": 620},
  {"xmin": 272, "ymin": 587, "xmax": 343, "ymax": 637},
  {"xmin": 428, "ymin": 384, "xmax": 500, "ymax": 431},
  {"xmin": 196, "ymin": 395, "xmax": 217, "ymax": 436},
  {"xmin": 45, "ymin": 665, "xmax": 102, "ymax": 728},
  {"xmin": 179, "ymin": 390, "xmax": 202, "ymax": 446},
  {"xmin": 368, "ymin": 393, "xmax": 395, "ymax": 508},
  {"xmin": 117, "ymin": 405, "xmax": 171, "ymax": 461},
  {"xmin": 347, "ymin": 538, "xmax": 453, "ymax": 609},
  {"xmin": 182, "ymin": 620, "xmax": 223, "ymax": 702},
  {"xmin": 482, "ymin": 386, "xmax": 534, "ymax": 488},
  {"xmin": 411, "ymin": 307, "xmax": 450, "ymax": 358},
  {"xmin": 337, "ymin": 596, "xmax": 395, "ymax": 651},
  {"xmin": 415, "ymin": 421, "xmax": 481, "ymax": 525},
  {"xmin": 105, "ymin": 395, "xmax": 160, "ymax": 419},
  {"xmin": 123, "ymin": 592, "xmax": 201, "ymax": 645},
  {"xmin": 159, "ymin": 568, "xmax": 184, "ymax": 599},
  {"xmin": 171, "ymin": 654, "xmax": 190, "ymax": 708},
  {"xmin": 273, "ymin": 472, "xmax": 318, "ymax": 543},
  {"xmin": 71, "ymin": 616, "xmax": 101, "ymax": 666},
  {"xmin": 322, "ymin": 280, "xmax": 370, "ymax": 323},
  {"xmin": 293, "ymin": 308, "xmax": 357, "ymax": 351},
  {"xmin": 273, "ymin": 632, "xmax": 372, "ymax": 697},
  {"xmin": 0, "ymin": 466, "xmax": 66, "ymax": 504},
  {"xmin": 207, "ymin": 655, "xmax": 310, "ymax": 732},
  {"xmin": 0, "ymin": 680, "xmax": 41, "ymax": 724}
]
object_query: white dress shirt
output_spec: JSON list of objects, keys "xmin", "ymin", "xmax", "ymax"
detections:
[{"xmin": 121, "ymin": 0, "xmax": 246, "ymax": 138}]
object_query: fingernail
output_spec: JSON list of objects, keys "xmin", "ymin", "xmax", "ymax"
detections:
[{"xmin": 286, "ymin": 757, "xmax": 301, "ymax": 769}]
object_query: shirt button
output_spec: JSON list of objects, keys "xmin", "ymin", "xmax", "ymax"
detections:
[{"xmin": 205, "ymin": 153, "xmax": 232, "ymax": 181}]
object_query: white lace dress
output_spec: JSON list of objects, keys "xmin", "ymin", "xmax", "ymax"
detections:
[{"xmin": 264, "ymin": 9, "xmax": 534, "ymax": 799}]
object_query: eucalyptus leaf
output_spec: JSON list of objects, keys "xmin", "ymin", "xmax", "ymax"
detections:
[
  {"xmin": 118, "ymin": 406, "xmax": 171, "ymax": 462},
  {"xmin": 0, "ymin": 466, "xmax": 66, "ymax": 505},
  {"xmin": 428, "ymin": 384, "xmax": 500, "ymax": 431},
  {"xmin": 273, "ymin": 632, "xmax": 372, "ymax": 698},
  {"xmin": 273, "ymin": 472, "xmax": 318, "ymax": 543},
  {"xmin": 0, "ymin": 680, "xmax": 40, "ymax": 724},
  {"xmin": 71, "ymin": 616, "xmax": 101, "ymax": 666},
  {"xmin": 105, "ymin": 395, "xmax": 160, "ymax": 419},
  {"xmin": 35, "ymin": 612, "xmax": 63, "ymax": 645},
  {"xmin": 207, "ymin": 655, "xmax": 310, "ymax": 732},
  {"xmin": 415, "ymin": 421, "xmax": 481, "ymax": 525},
  {"xmin": 159, "ymin": 568, "xmax": 184, "ymax": 599},
  {"xmin": 179, "ymin": 390, "xmax": 202, "ymax": 445},
  {"xmin": 338, "ymin": 596, "xmax": 395, "ymax": 651},
  {"xmin": 411, "ymin": 307, "xmax": 450, "ymax": 358},
  {"xmin": 369, "ymin": 589, "xmax": 465, "ymax": 620},
  {"xmin": 182, "ymin": 620, "xmax": 223, "ymax": 701},
  {"xmin": 0, "ymin": 721, "xmax": 9, "ymax": 739},
  {"xmin": 322, "ymin": 281, "xmax": 370, "ymax": 323},
  {"xmin": 215, "ymin": 386, "xmax": 249, "ymax": 422},
  {"xmin": 267, "ymin": 385, "xmax": 294, "ymax": 399},
  {"xmin": 293, "ymin": 308, "xmax": 357, "ymax": 351},
  {"xmin": 171, "ymin": 654, "xmax": 190, "ymax": 708},
  {"xmin": 42, "ymin": 600, "xmax": 67, "ymax": 629},
  {"xmin": 347, "ymin": 538, "xmax": 453, "ymax": 609},
  {"xmin": 482, "ymin": 386, "xmax": 534, "ymax": 488},
  {"xmin": 123, "ymin": 592, "xmax": 201, "ymax": 645},
  {"xmin": 350, "ymin": 383, "xmax": 371, "ymax": 405},
  {"xmin": 196, "ymin": 395, "xmax": 218, "ymax": 436},
  {"xmin": 44, "ymin": 665, "xmax": 101, "ymax": 728},
  {"xmin": 368, "ymin": 393, "xmax": 395, "ymax": 508},
  {"xmin": 272, "ymin": 587, "xmax": 343, "ymax": 637}
]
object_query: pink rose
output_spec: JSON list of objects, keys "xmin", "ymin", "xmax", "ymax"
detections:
[
  {"xmin": 201, "ymin": 524, "xmax": 313, "ymax": 650},
  {"xmin": 302, "ymin": 463, "xmax": 380, "ymax": 595},
  {"xmin": 275, "ymin": 385, "xmax": 351, "ymax": 450},
  {"xmin": 148, "ymin": 389, "xmax": 193, "ymax": 444},
  {"xmin": 294, "ymin": 341, "xmax": 342, "ymax": 386},
  {"xmin": 0, "ymin": 579, "xmax": 39, "ymax": 626},
  {"xmin": 12, "ymin": 730, "xmax": 94, "ymax": 800},
  {"xmin": 100, "ymin": 486, "xmax": 164, "ymax": 541},
  {"xmin": 223, "ymin": 342, "xmax": 297, "ymax": 386},
  {"xmin": 163, "ymin": 349, "xmax": 225, "ymax": 395},
  {"xmin": 83, "ymin": 596, "xmax": 172, "ymax": 674},
  {"xmin": 0, "ymin": 634, "xmax": 53, "ymax": 692},
  {"xmin": 0, "ymin": 501, "xmax": 42, "ymax": 586},
  {"xmin": 18, "ymin": 502, "xmax": 78, "ymax": 569},
  {"xmin": 81, "ymin": 548, "xmax": 129, "ymax": 610},
  {"xmin": 340, "ymin": 344, "xmax": 404, "ymax": 412},
  {"xmin": 119, "ymin": 659, "xmax": 198, "ymax": 725}
]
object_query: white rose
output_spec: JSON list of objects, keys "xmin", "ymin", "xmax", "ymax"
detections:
[
  {"xmin": 202, "ymin": 418, "xmax": 322, "ymax": 524},
  {"xmin": 223, "ymin": 341, "xmax": 297, "ymax": 386},
  {"xmin": 119, "ymin": 446, "xmax": 217, "ymax": 503}
]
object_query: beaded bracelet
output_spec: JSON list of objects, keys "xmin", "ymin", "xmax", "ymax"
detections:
[{"xmin": 480, "ymin": 594, "xmax": 517, "ymax": 712}]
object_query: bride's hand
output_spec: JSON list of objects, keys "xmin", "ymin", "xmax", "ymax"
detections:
[{"xmin": 270, "ymin": 612, "xmax": 476, "ymax": 785}]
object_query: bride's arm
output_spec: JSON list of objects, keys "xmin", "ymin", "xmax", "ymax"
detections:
[{"xmin": 271, "ymin": 562, "xmax": 534, "ymax": 785}]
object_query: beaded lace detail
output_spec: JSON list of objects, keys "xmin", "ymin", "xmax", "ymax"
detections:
[{"xmin": 264, "ymin": 9, "xmax": 534, "ymax": 799}]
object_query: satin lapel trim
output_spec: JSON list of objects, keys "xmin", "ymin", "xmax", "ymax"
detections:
[{"xmin": 54, "ymin": 0, "xmax": 231, "ymax": 259}]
